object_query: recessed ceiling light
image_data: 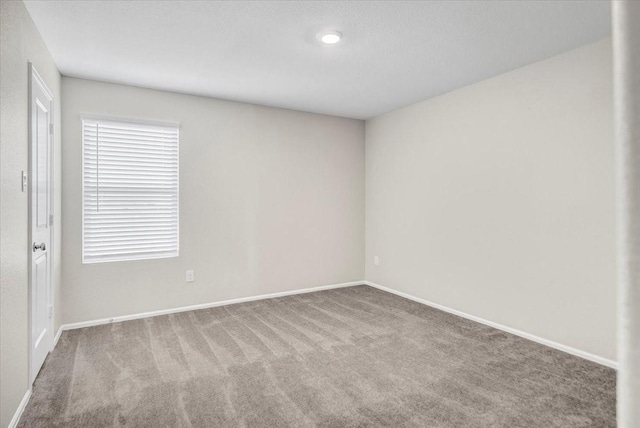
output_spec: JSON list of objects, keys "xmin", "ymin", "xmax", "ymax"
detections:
[{"xmin": 320, "ymin": 31, "xmax": 342, "ymax": 45}]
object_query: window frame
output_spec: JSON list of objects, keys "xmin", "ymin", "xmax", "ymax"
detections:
[{"xmin": 81, "ymin": 115, "xmax": 180, "ymax": 264}]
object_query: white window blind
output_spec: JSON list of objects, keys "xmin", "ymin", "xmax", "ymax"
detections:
[{"xmin": 82, "ymin": 118, "xmax": 179, "ymax": 263}]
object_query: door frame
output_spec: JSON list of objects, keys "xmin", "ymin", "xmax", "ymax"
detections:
[{"xmin": 28, "ymin": 62, "xmax": 55, "ymax": 385}]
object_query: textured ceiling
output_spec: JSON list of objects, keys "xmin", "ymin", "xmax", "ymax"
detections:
[{"xmin": 24, "ymin": 1, "xmax": 611, "ymax": 119}]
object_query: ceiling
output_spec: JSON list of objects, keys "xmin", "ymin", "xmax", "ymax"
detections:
[{"xmin": 24, "ymin": 1, "xmax": 611, "ymax": 120}]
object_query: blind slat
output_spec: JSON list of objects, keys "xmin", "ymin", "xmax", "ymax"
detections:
[
  {"xmin": 84, "ymin": 248, "xmax": 178, "ymax": 258},
  {"xmin": 84, "ymin": 226, "xmax": 178, "ymax": 233},
  {"xmin": 83, "ymin": 233, "xmax": 177, "ymax": 241}
]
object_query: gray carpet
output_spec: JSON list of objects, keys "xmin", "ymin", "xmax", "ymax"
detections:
[{"xmin": 20, "ymin": 285, "xmax": 615, "ymax": 427}]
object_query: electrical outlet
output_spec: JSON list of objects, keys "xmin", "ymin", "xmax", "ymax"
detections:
[
  {"xmin": 374, "ymin": 256, "xmax": 380, "ymax": 266},
  {"xmin": 186, "ymin": 270, "xmax": 195, "ymax": 283}
]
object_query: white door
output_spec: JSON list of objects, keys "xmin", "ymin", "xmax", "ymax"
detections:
[{"xmin": 29, "ymin": 64, "xmax": 54, "ymax": 382}]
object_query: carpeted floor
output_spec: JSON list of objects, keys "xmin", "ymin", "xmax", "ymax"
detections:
[{"xmin": 20, "ymin": 285, "xmax": 615, "ymax": 427}]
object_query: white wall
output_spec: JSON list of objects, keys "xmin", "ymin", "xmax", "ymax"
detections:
[
  {"xmin": 365, "ymin": 39, "xmax": 616, "ymax": 361},
  {"xmin": 0, "ymin": 1, "xmax": 62, "ymax": 426},
  {"xmin": 61, "ymin": 77, "xmax": 365, "ymax": 324}
]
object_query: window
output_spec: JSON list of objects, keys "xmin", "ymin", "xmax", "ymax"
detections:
[{"xmin": 82, "ymin": 117, "xmax": 179, "ymax": 263}]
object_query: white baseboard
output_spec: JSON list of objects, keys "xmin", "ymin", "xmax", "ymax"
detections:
[
  {"xmin": 52, "ymin": 279, "xmax": 617, "ymax": 370},
  {"xmin": 53, "ymin": 325, "xmax": 63, "ymax": 348},
  {"xmin": 57, "ymin": 281, "xmax": 364, "ymax": 333},
  {"xmin": 364, "ymin": 281, "xmax": 618, "ymax": 370},
  {"xmin": 8, "ymin": 388, "xmax": 31, "ymax": 428}
]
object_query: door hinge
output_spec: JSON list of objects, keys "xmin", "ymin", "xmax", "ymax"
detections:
[
  {"xmin": 48, "ymin": 305, "xmax": 53, "ymax": 319},
  {"xmin": 49, "ymin": 214, "xmax": 54, "ymax": 225},
  {"xmin": 49, "ymin": 123, "xmax": 54, "ymax": 134}
]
